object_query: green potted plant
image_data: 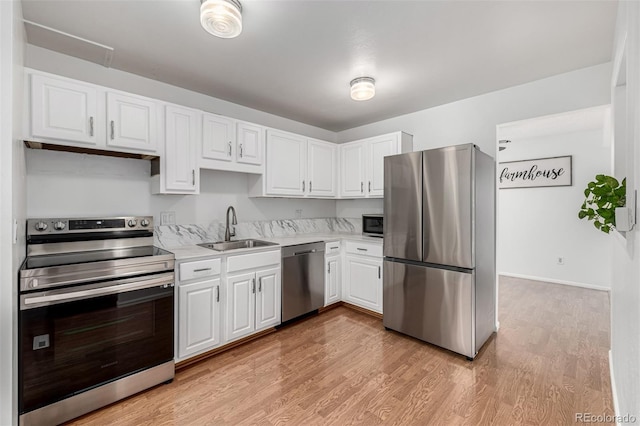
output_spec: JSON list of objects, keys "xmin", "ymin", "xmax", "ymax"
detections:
[{"xmin": 578, "ymin": 174, "xmax": 626, "ymax": 234}]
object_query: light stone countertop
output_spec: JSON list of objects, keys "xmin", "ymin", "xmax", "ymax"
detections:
[{"xmin": 167, "ymin": 233, "xmax": 383, "ymax": 261}]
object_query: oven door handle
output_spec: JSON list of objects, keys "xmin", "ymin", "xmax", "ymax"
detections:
[{"xmin": 22, "ymin": 274, "xmax": 175, "ymax": 309}]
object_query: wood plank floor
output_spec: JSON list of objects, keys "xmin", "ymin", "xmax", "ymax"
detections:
[{"xmin": 68, "ymin": 276, "xmax": 613, "ymax": 425}]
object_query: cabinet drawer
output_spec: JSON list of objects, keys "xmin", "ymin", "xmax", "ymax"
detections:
[
  {"xmin": 227, "ymin": 250, "xmax": 281, "ymax": 273},
  {"xmin": 325, "ymin": 241, "xmax": 341, "ymax": 254},
  {"xmin": 180, "ymin": 258, "xmax": 221, "ymax": 281},
  {"xmin": 345, "ymin": 240, "xmax": 383, "ymax": 257}
]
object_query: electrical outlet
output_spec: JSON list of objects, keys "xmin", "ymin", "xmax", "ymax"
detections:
[
  {"xmin": 160, "ymin": 211, "xmax": 176, "ymax": 225},
  {"xmin": 295, "ymin": 209, "xmax": 303, "ymax": 219},
  {"xmin": 557, "ymin": 257, "xmax": 564, "ymax": 265}
]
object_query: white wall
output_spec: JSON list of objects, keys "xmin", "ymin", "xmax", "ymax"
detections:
[
  {"xmin": 1, "ymin": 0, "xmax": 25, "ymax": 424},
  {"xmin": 610, "ymin": 0, "xmax": 640, "ymax": 419},
  {"xmin": 497, "ymin": 106, "xmax": 612, "ymax": 290},
  {"xmin": 26, "ymin": 149, "xmax": 336, "ymax": 223},
  {"xmin": 335, "ymin": 62, "xmax": 612, "ymax": 218}
]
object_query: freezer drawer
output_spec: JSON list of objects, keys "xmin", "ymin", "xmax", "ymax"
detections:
[{"xmin": 383, "ymin": 260, "xmax": 474, "ymax": 358}]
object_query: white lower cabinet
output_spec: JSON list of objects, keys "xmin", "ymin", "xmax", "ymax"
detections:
[
  {"xmin": 343, "ymin": 254, "xmax": 383, "ymax": 314},
  {"xmin": 224, "ymin": 253, "xmax": 281, "ymax": 343},
  {"xmin": 178, "ymin": 278, "xmax": 221, "ymax": 359},
  {"xmin": 325, "ymin": 255, "xmax": 341, "ymax": 306}
]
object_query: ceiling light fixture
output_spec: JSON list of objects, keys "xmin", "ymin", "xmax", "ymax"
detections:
[
  {"xmin": 350, "ymin": 77, "xmax": 376, "ymax": 101},
  {"xmin": 200, "ymin": 0, "xmax": 243, "ymax": 39}
]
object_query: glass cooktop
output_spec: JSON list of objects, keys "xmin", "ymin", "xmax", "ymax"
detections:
[{"xmin": 23, "ymin": 246, "xmax": 173, "ymax": 270}]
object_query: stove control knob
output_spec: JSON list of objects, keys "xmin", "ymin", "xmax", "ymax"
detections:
[
  {"xmin": 54, "ymin": 221, "xmax": 66, "ymax": 231},
  {"xmin": 128, "ymin": 219, "xmax": 137, "ymax": 228},
  {"xmin": 140, "ymin": 219, "xmax": 150, "ymax": 227},
  {"xmin": 34, "ymin": 221, "xmax": 48, "ymax": 232}
]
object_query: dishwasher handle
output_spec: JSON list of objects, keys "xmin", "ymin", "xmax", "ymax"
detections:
[{"xmin": 293, "ymin": 249, "xmax": 316, "ymax": 256}]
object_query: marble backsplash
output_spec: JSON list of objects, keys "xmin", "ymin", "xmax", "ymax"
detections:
[{"xmin": 155, "ymin": 217, "xmax": 361, "ymax": 248}]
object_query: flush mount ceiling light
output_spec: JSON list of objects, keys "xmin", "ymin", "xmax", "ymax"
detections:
[
  {"xmin": 350, "ymin": 77, "xmax": 376, "ymax": 101},
  {"xmin": 200, "ymin": 0, "xmax": 243, "ymax": 39}
]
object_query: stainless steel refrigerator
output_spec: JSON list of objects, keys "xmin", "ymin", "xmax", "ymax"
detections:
[{"xmin": 383, "ymin": 144, "xmax": 496, "ymax": 360}]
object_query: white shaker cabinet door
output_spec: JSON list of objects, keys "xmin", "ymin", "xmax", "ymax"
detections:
[
  {"xmin": 106, "ymin": 91, "xmax": 158, "ymax": 152},
  {"xmin": 31, "ymin": 74, "xmax": 100, "ymax": 145},
  {"xmin": 340, "ymin": 142, "xmax": 366, "ymax": 198},
  {"xmin": 367, "ymin": 134, "xmax": 399, "ymax": 197},
  {"xmin": 307, "ymin": 139, "xmax": 337, "ymax": 197},
  {"xmin": 178, "ymin": 278, "xmax": 221, "ymax": 359},
  {"xmin": 255, "ymin": 267, "xmax": 281, "ymax": 331},
  {"xmin": 225, "ymin": 272, "xmax": 256, "ymax": 342},
  {"xmin": 202, "ymin": 113, "xmax": 235, "ymax": 162},
  {"xmin": 344, "ymin": 255, "xmax": 383, "ymax": 313},
  {"xmin": 164, "ymin": 105, "xmax": 198, "ymax": 192},
  {"xmin": 265, "ymin": 130, "xmax": 307, "ymax": 196},
  {"xmin": 325, "ymin": 256, "xmax": 341, "ymax": 306},
  {"xmin": 236, "ymin": 121, "xmax": 263, "ymax": 165}
]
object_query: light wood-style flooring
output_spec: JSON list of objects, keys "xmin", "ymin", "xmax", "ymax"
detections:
[{"xmin": 68, "ymin": 276, "xmax": 613, "ymax": 425}]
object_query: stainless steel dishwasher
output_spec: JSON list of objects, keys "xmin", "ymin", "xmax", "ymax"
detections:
[{"xmin": 281, "ymin": 242, "xmax": 325, "ymax": 322}]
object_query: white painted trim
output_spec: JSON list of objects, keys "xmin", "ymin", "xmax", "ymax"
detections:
[
  {"xmin": 609, "ymin": 350, "xmax": 620, "ymax": 425},
  {"xmin": 498, "ymin": 272, "xmax": 610, "ymax": 292}
]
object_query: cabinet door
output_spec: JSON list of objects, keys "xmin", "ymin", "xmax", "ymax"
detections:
[
  {"xmin": 202, "ymin": 113, "xmax": 235, "ymax": 162},
  {"xmin": 106, "ymin": 92, "xmax": 158, "ymax": 152},
  {"xmin": 340, "ymin": 142, "xmax": 366, "ymax": 198},
  {"xmin": 255, "ymin": 267, "xmax": 281, "ymax": 331},
  {"xmin": 308, "ymin": 139, "xmax": 337, "ymax": 197},
  {"xmin": 344, "ymin": 255, "xmax": 383, "ymax": 313},
  {"xmin": 31, "ymin": 74, "xmax": 99, "ymax": 145},
  {"xmin": 236, "ymin": 122, "xmax": 263, "ymax": 165},
  {"xmin": 164, "ymin": 105, "xmax": 198, "ymax": 192},
  {"xmin": 367, "ymin": 134, "xmax": 399, "ymax": 197},
  {"xmin": 225, "ymin": 272, "xmax": 256, "ymax": 342},
  {"xmin": 178, "ymin": 278, "xmax": 221, "ymax": 359},
  {"xmin": 325, "ymin": 256, "xmax": 341, "ymax": 306},
  {"xmin": 265, "ymin": 130, "xmax": 307, "ymax": 196}
]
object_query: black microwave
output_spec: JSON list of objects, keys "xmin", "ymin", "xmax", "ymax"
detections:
[{"xmin": 362, "ymin": 214, "xmax": 384, "ymax": 237}]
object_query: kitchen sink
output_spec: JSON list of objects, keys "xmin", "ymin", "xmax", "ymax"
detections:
[{"xmin": 198, "ymin": 239, "xmax": 278, "ymax": 252}]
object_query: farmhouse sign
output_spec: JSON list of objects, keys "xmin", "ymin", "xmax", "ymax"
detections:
[{"xmin": 499, "ymin": 156, "xmax": 572, "ymax": 189}]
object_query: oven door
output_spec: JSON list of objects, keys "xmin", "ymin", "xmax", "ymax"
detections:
[{"xmin": 19, "ymin": 272, "xmax": 175, "ymax": 415}]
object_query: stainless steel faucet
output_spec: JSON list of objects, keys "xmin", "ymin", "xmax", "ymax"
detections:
[{"xmin": 225, "ymin": 206, "xmax": 237, "ymax": 241}]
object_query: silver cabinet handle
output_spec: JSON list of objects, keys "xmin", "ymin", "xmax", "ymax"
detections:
[
  {"xmin": 110, "ymin": 120, "xmax": 115, "ymax": 140},
  {"xmin": 369, "ymin": 181, "xmax": 371, "ymax": 193},
  {"xmin": 192, "ymin": 170, "xmax": 195, "ymax": 185},
  {"xmin": 228, "ymin": 141, "xmax": 232, "ymax": 156},
  {"xmin": 327, "ymin": 263, "xmax": 331, "ymax": 274},
  {"xmin": 89, "ymin": 117, "xmax": 94, "ymax": 136},
  {"xmin": 216, "ymin": 285, "xmax": 220, "ymax": 302},
  {"xmin": 258, "ymin": 277, "xmax": 262, "ymax": 292},
  {"xmin": 361, "ymin": 182, "xmax": 363, "ymax": 193},
  {"xmin": 252, "ymin": 278, "xmax": 255, "ymax": 293},
  {"xmin": 309, "ymin": 181, "xmax": 312, "ymax": 192},
  {"xmin": 193, "ymin": 268, "xmax": 211, "ymax": 272},
  {"xmin": 378, "ymin": 266, "xmax": 381, "ymax": 279},
  {"xmin": 239, "ymin": 143, "xmax": 243, "ymax": 157},
  {"xmin": 302, "ymin": 180, "xmax": 305, "ymax": 192},
  {"xmin": 357, "ymin": 247, "xmax": 368, "ymax": 252}
]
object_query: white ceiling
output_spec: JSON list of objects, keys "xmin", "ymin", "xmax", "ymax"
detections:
[{"xmin": 21, "ymin": 0, "xmax": 618, "ymax": 132}]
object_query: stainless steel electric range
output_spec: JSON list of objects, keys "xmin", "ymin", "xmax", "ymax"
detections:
[{"xmin": 18, "ymin": 216, "xmax": 175, "ymax": 426}]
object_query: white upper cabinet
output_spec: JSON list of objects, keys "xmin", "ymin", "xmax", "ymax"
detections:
[
  {"xmin": 307, "ymin": 139, "xmax": 337, "ymax": 197},
  {"xmin": 159, "ymin": 104, "xmax": 199, "ymax": 193},
  {"xmin": 202, "ymin": 113, "xmax": 235, "ymax": 162},
  {"xmin": 265, "ymin": 130, "xmax": 307, "ymax": 196},
  {"xmin": 236, "ymin": 121, "xmax": 263, "ymax": 165},
  {"xmin": 340, "ymin": 132, "xmax": 413, "ymax": 198},
  {"xmin": 340, "ymin": 142, "xmax": 366, "ymax": 198},
  {"xmin": 30, "ymin": 74, "xmax": 100, "ymax": 145},
  {"xmin": 106, "ymin": 91, "xmax": 158, "ymax": 152}
]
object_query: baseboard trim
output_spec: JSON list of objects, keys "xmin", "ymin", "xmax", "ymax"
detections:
[
  {"xmin": 342, "ymin": 302, "xmax": 383, "ymax": 319},
  {"xmin": 609, "ymin": 350, "xmax": 620, "ymax": 425},
  {"xmin": 499, "ymin": 272, "xmax": 610, "ymax": 292}
]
